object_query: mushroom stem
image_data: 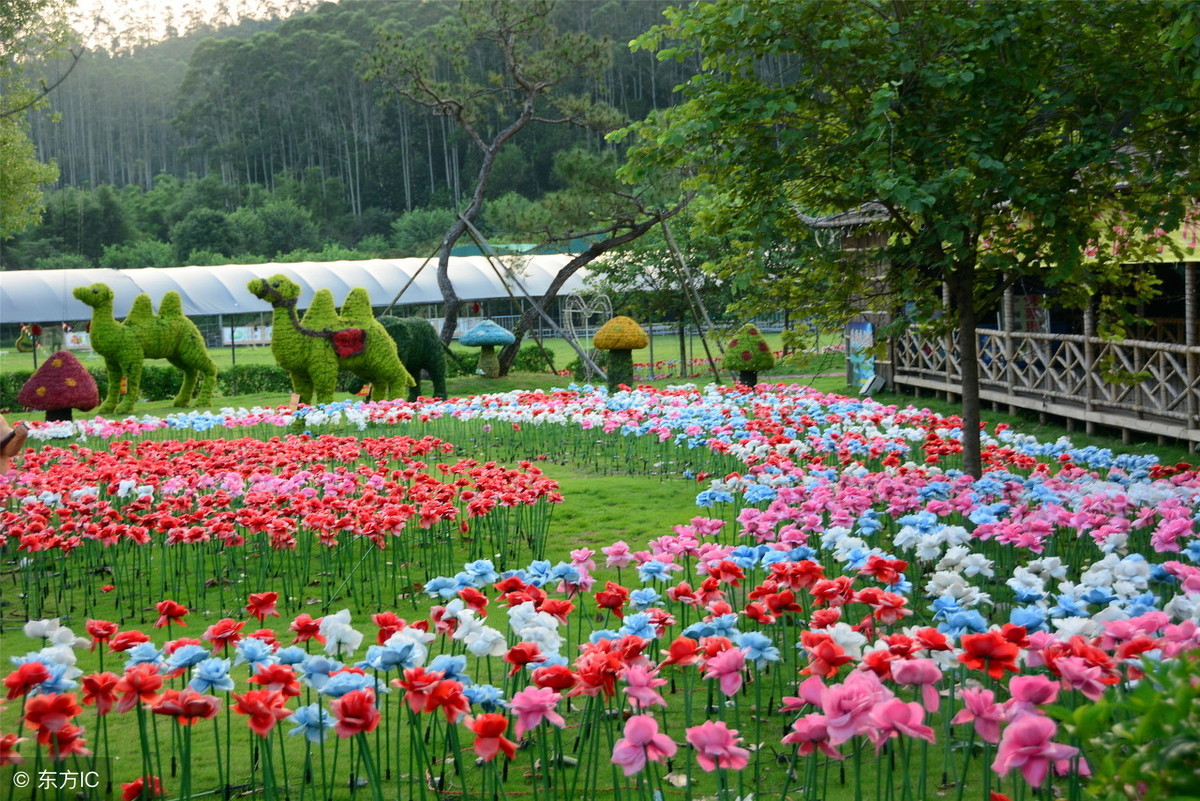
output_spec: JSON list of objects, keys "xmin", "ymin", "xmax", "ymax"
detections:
[
  {"xmin": 46, "ymin": 408, "xmax": 74, "ymax": 422},
  {"xmin": 739, "ymin": 370, "xmax": 759, "ymax": 388},
  {"xmin": 478, "ymin": 345, "xmax": 500, "ymax": 379},
  {"xmin": 607, "ymin": 349, "xmax": 634, "ymax": 392}
]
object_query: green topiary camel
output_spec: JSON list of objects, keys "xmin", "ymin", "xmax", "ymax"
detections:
[
  {"xmin": 248, "ymin": 275, "xmax": 414, "ymax": 405},
  {"xmin": 73, "ymin": 283, "xmax": 217, "ymax": 415}
]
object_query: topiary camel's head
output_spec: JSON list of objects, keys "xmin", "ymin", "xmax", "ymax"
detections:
[
  {"xmin": 72, "ymin": 283, "xmax": 115, "ymax": 309},
  {"xmin": 248, "ymin": 274, "xmax": 302, "ymax": 307}
]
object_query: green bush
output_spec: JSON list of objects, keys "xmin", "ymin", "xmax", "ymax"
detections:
[
  {"xmin": 218, "ymin": 365, "xmax": 292, "ymax": 396},
  {"xmin": 445, "ymin": 348, "xmax": 479, "ymax": 377},
  {"xmin": 512, "ymin": 343, "xmax": 556, "ymax": 374},
  {"xmin": 567, "ymin": 350, "xmax": 610, "ymax": 381}
]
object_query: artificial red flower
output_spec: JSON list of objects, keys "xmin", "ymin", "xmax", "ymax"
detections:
[
  {"xmin": 532, "ymin": 664, "xmax": 578, "ymax": 692},
  {"xmin": 289, "ymin": 613, "xmax": 325, "ymax": 644},
  {"xmin": 595, "ymin": 582, "xmax": 631, "ymax": 618},
  {"xmin": 202, "ymin": 618, "xmax": 245, "ymax": 653},
  {"xmin": 81, "ymin": 672, "xmax": 121, "ymax": 715},
  {"xmin": 538, "ymin": 598, "xmax": 574, "ymax": 624},
  {"xmin": 40, "ymin": 722, "xmax": 90, "ymax": 760},
  {"xmin": 109, "ymin": 630, "xmax": 151, "ymax": 652},
  {"xmin": 331, "ymin": 688, "xmax": 380, "ymax": 737},
  {"xmin": 85, "ymin": 619, "xmax": 119, "ymax": 649},
  {"xmin": 469, "ymin": 713, "xmax": 516, "ymax": 761},
  {"xmin": 23, "ymin": 693, "xmax": 82, "ymax": 734},
  {"xmin": 504, "ymin": 642, "xmax": 545, "ymax": 677},
  {"xmin": 151, "ymin": 689, "xmax": 221, "ymax": 725},
  {"xmin": 250, "ymin": 665, "xmax": 301, "ymax": 697},
  {"xmin": 800, "ymin": 633, "xmax": 853, "ymax": 677},
  {"xmin": 153, "ymin": 600, "xmax": 189, "ymax": 629},
  {"xmin": 424, "ymin": 680, "xmax": 470, "ymax": 723},
  {"xmin": 0, "ymin": 733, "xmax": 25, "ymax": 766},
  {"xmin": 232, "ymin": 690, "xmax": 291, "ymax": 737},
  {"xmin": 458, "ymin": 587, "xmax": 489, "ymax": 616},
  {"xmin": 101, "ymin": 585, "xmax": 115, "ymax": 593},
  {"xmin": 245, "ymin": 592, "xmax": 280, "ymax": 622},
  {"xmin": 121, "ymin": 775, "xmax": 165, "ymax": 800},
  {"xmin": 116, "ymin": 664, "xmax": 165, "ymax": 714},
  {"xmin": 5, "ymin": 662, "xmax": 51, "ymax": 700},
  {"xmin": 372, "ymin": 612, "xmax": 406, "ymax": 644},
  {"xmin": 660, "ymin": 636, "xmax": 701, "ymax": 667},
  {"xmin": 959, "ymin": 632, "xmax": 1021, "ymax": 680}
]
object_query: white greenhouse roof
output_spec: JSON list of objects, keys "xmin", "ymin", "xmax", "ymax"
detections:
[{"xmin": 0, "ymin": 256, "xmax": 590, "ymax": 324}]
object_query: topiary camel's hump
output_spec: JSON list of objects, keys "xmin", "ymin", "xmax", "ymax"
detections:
[
  {"xmin": 301, "ymin": 289, "xmax": 340, "ymax": 330},
  {"xmin": 157, "ymin": 291, "xmax": 184, "ymax": 318},
  {"xmin": 339, "ymin": 288, "xmax": 377, "ymax": 328},
  {"xmin": 125, "ymin": 294, "xmax": 155, "ymax": 325}
]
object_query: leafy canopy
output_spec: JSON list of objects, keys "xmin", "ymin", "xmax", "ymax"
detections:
[{"xmin": 619, "ymin": 0, "xmax": 1200, "ymax": 328}]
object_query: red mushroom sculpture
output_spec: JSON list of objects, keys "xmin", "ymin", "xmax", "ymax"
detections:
[{"xmin": 18, "ymin": 350, "xmax": 100, "ymax": 421}]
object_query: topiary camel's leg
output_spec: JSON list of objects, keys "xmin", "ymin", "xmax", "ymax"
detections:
[
  {"xmin": 309, "ymin": 359, "xmax": 339, "ymax": 405},
  {"xmin": 291, "ymin": 372, "xmax": 313, "ymax": 406},
  {"xmin": 173, "ymin": 366, "xmax": 198, "ymax": 407},
  {"xmin": 195, "ymin": 364, "xmax": 216, "ymax": 407},
  {"xmin": 98, "ymin": 358, "xmax": 122, "ymax": 413},
  {"xmin": 116, "ymin": 358, "xmax": 143, "ymax": 414}
]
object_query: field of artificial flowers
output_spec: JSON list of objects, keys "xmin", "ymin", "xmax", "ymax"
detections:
[{"xmin": 3, "ymin": 383, "xmax": 1200, "ymax": 801}]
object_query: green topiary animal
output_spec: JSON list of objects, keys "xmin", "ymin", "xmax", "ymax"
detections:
[
  {"xmin": 73, "ymin": 283, "xmax": 217, "ymax": 415},
  {"xmin": 378, "ymin": 316, "xmax": 448, "ymax": 400},
  {"xmin": 248, "ymin": 274, "xmax": 414, "ymax": 405}
]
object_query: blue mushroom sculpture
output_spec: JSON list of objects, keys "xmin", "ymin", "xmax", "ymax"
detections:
[{"xmin": 460, "ymin": 319, "xmax": 515, "ymax": 378}]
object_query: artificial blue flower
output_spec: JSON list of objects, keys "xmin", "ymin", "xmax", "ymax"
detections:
[
  {"xmin": 189, "ymin": 658, "xmax": 235, "ymax": 694},
  {"xmin": 165, "ymin": 644, "xmax": 209, "ymax": 674},
  {"xmin": 296, "ymin": 655, "xmax": 343, "ymax": 691},
  {"xmin": 463, "ymin": 684, "xmax": 506, "ymax": 711},
  {"xmin": 629, "ymin": 588, "xmax": 661, "ymax": 610},
  {"xmin": 234, "ymin": 638, "xmax": 276, "ymax": 671},
  {"xmin": 287, "ymin": 704, "xmax": 334, "ymax": 743},
  {"xmin": 736, "ymin": 632, "xmax": 781, "ymax": 668},
  {"xmin": 427, "ymin": 654, "xmax": 471, "ymax": 684},
  {"xmin": 123, "ymin": 642, "xmax": 165, "ymax": 669},
  {"xmin": 618, "ymin": 613, "xmax": 657, "ymax": 641}
]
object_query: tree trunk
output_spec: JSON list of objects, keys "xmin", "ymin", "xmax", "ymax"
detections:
[{"xmin": 953, "ymin": 267, "xmax": 983, "ymax": 477}]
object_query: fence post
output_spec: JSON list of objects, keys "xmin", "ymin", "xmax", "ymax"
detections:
[
  {"xmin": 1083, "ymin": 303, "xmax": 1096, "ymax": 436},
  {"xmin": 1187, "ymin": 262, "xmax": 1197, "ymax": 450},
  {"xmin": 1003, "ymin": 282, "xmax": 1016, "ymax": 415}
]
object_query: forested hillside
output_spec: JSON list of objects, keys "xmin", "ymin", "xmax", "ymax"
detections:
[{"xmin": 3, "ymin": 0, "xmax": 695, "ymax": 270}]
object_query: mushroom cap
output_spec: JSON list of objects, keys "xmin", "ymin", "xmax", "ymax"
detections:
[
  {"xmin": 460, "ymin": 319, "xmax": 515, "ymax": 347},
  {"xmin": 17, "ymin": 350, "xmax": 100, "ymax": 411},
  {"xmin": 593, "ymin": 316, "xmax": 649, "ymax": 350},
  {"xmin": 720, "ymin": 324, "xmax": 776, "ymax": 372}
]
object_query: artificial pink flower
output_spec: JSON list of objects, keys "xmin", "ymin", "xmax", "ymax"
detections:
[
  {"xmin": 782, "ymin": 713, "xmax": 843, "ymax": 759},
  {"xmin": 1055, "ymin": 657, "xmax": 1110, "ymax": 701},
  {"xmin": 508, "ymin": 686, "xmax": 565, "ymax": 738},
  {"xmin": 602, "ymin": 541, "xmax": 633, "ymax": 569},
  {"xmin": 1005, "ymin": 674, "xmax": 1059, "ymax": 718},
  {"xmin": 891, "ymin": 657, "xmax": 943, "ymax": 712},
  {"xmin": 992, "ymin": 715, "xmax": 1081, "ymax": 787},
  {"xmin": 685, "ymin": 720, "xmax": 750, "ymax": 772},
  {"xmin": 702, "ymin": 647, "xmax": 747, "ymax": 697},
  {"xmin": 867, "ymin": 699, "xmax": 936, "ymax": 753},
  {"xmin": 622, "ymin": 665, "xmax": 668, "ymax": 709},
  {"xmin": 821, "ymin": 671, "xmax": 891, "ymax": 745},
  {"xmin": 611, "ymin": 714, "xmax": 677, "ymax": 776},
  {"xmin": 952, "ymin": 687, "xmax": 1004, "ymax": 743}
]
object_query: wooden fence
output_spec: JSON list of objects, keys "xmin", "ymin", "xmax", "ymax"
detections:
[{"xmin": 891, "ymin": 327, "xmax": 1200, "ymax": 445}]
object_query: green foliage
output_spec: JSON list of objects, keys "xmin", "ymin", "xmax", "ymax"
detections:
[
  {"xmin": 390, "ymin": 207, "xmax": 456, "ymax": 256},
  {"xmin": 100, "ymin": 239, "xmax": 176, "ymax": 269},
  {"xmin": 512, "ymin": 344, "xmax": 556, "ymax": 374},
  {"xmin": 0, "ymin": 117, "xmax": 59, "ymax": 239},
  {"xmin": 1065, "ymin": 654, "xmax": 1200, "ymax": 800},
  {"xmin": 621, "ymin": 0, "xmax": 1200, "ymax": 474},
  {"xmin": 232, "ymin": 199, "xmax": 320, "ymax": 256},
  {"xmin": 171, "ymin": 207, "xmax": 239, "ymax": 261},
  {"xmin": 721, "ymin": 324, "xmax": 775, "ymax": 373},
  {"xmin": 217, "ymin": 364, "xmax": 295, "ymax": 396}
]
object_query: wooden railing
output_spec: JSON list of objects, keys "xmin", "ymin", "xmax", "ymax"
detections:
[{"xmin": 892, "ymin": 327, "xmax": 1200, "ymax": 443}]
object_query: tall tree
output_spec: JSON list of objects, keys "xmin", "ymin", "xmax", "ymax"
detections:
[
  {"xmin": 0, "ymin": 0, "xmax": 75, "ymax": 239},
  {"xmin": 365, "ymin": 0, "xmax": 620, "ymax": 343},
  {"xmin": 622, "ymin": 0, "xmax": 1200, "ymax": 476}
]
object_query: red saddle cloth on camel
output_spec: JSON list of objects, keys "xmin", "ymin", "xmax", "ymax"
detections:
[{"xmin": 331, "ymin": 329, "xmax": 366, "ymax": 358}]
